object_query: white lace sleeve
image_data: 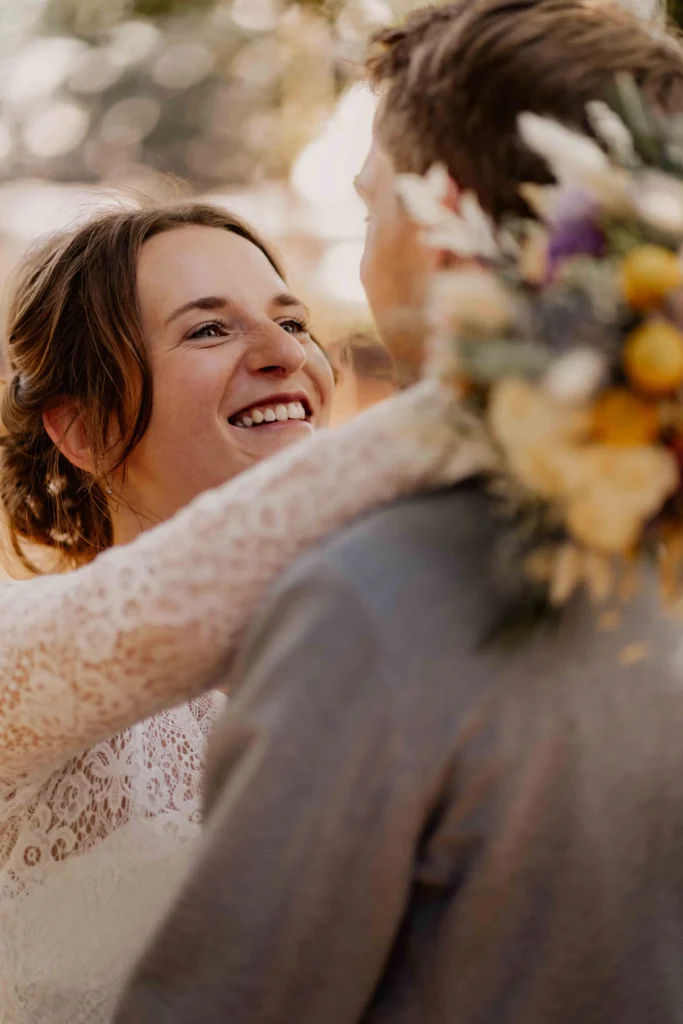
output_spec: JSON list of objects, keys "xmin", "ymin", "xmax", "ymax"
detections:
[{"xmin": 0, "ymin": 380, "xmax": 476, "ymax": 781}]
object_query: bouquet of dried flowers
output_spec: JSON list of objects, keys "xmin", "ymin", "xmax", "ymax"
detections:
[{"xmin": 398, "ymin": 74, "xmax": 683, "ymax": 616}]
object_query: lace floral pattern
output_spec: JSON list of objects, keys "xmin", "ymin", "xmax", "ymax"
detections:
[
  {"xmin": 1, "ymin": 694, "xmax": 223, "ymax": 901},
  {"xmin": 0, "ymin": 697, "xmax": 225, "ymax": 1024},
  {"xmin": 0, "ymin": 381, "xmax": 478, "ymax": 1023}
]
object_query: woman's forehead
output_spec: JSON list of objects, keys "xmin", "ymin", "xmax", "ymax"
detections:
[{"xmin": 136, "ymin": 224, "xmax": 288, "ymax": 319}]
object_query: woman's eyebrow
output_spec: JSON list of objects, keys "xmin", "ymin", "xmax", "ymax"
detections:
[
  {"xmin": 165, "ymin": 295, "xmax": 231, "ymax": 325},
  {"xmin": 271, "ymin": 293, "xmax": 310, "ymax": 316},
  {"xmin": 166, "ymin": 294, "xmax": 308, "ymax": 325}
]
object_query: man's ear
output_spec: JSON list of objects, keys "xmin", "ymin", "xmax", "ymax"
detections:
[
  {"xmin": 437, "ymin": 174, "xmax": 461, "ymax": 270},
  {"xmin": 43, "ymin": 400, "xmax": 96, "ymax": 475},
  {"xmin": 442, "ymin": 174, "xmax": 460, "ymax": 213}
]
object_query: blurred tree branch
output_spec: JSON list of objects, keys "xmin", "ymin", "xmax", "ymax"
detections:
[
  {"xmin": 47, "ymin": 0, "xmax": 350, "ymax": 35},
  {"xmin": 133, "ymin": 0, "xmax": 215, "ymax": 17},
  {"xmin": 46, "ymin": 0, "xmax": 216, "ymax": 34},
  {"xmin": 669, "ymin": 0, "xmax": 683, "ymax": 25},
  {"xmin": 32, "ymin": 0, "xmax": 393, "ymax": 187}
]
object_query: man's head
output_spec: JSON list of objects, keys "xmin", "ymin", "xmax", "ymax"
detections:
[{"xmin": 356, "ymin": 0, "xmax": 683, "ymax": 370}]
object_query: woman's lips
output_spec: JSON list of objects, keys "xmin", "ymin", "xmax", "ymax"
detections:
[{"xmin": 228, "ymin": 398, "xmax": 311, "ymax": 428}]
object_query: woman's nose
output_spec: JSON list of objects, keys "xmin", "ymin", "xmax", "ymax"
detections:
[{"xmin": 244, "ymin": 322, "xmax": 307, "ymax": 378}]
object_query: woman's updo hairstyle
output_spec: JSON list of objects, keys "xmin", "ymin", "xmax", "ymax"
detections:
[{"xmin": 0, "ymin": 202, "xmax": 285, "ymax": 574}]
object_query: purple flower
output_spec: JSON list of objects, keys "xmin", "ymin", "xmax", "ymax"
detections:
[
  {"xmin": 548, "ymin": 217, "xmax": 605, "ymax": 268},
  {"xmin": 545, "ymin": 187, "xmax": 605, "ymax": 279}
]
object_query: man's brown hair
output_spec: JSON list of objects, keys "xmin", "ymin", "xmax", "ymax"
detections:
[{"xmin": 366, "ymin": 0, "xmax": 683, "ymax": 220}]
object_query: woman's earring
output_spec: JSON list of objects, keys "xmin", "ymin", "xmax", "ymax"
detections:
[{"xmin": 105, "ymin": 480, "xmax": 113, "ymax": 496}]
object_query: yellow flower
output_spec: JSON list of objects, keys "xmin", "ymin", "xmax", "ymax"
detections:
[
  {"xmin": 489, "ymin": 380, "xmax": 591, "ymax": 499},
  {"xmin": 564, "ymin": 446, "xmax": 678, "ymax": 554},
  {"xmin": 489, "ymin": 378, "xmax": 588, "ymax": 449},
  {"xmin": 508, "ymin": 446, "xmax": 565, "ymax": 498},
  {"xmin": 592, "ymin": 388, "xmax": 660, "ymax": 445},
  {"xmin": 621, "ymin": 246, "xmax": 683, "ymax": 311},
  {"xmin": 489, "ymin": 379, "xmax": 678, "ymax": 556},
  {"xmin": 623, "ymin": 320, "xmax": 683, "ymax": 396}
]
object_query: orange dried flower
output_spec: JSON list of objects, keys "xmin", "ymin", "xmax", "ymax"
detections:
[
  {"xmin": 621, "ymin": 245, "xmax": 683, "ymax": 310},
  {"xmin": 623, "ymin": 320, "xmax": 683, "ymax": 396},
  {"xmin": 592, "ymin": 388, "xmax": 660, "ymax": 445}
]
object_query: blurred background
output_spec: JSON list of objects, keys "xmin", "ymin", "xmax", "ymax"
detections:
[{"xmin": 0, "ymin": 0, "xmax": 436, "ymax": 420}]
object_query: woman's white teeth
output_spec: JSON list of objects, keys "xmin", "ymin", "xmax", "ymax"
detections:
[{"xmin": 234, "ymin": 401, "xmax": 307, "ymax": 428}]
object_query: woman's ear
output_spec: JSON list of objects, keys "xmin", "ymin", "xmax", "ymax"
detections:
[{"xmin": 43, "ymin": 400, "xmax": 96, "ymax": 475}]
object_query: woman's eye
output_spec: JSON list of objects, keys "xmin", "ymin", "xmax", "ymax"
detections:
[
  {"xmin": 278, "ymin": 318, "xmax": 310, "ymax": 336},
  {"xmin": 188, "ymin": 320, "xmax": 229, "ymax": 340}
]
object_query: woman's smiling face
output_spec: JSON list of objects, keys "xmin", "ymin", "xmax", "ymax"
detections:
[{"xmin": 117, "ymin": 224, "xmax": 335, "ymax": 526}]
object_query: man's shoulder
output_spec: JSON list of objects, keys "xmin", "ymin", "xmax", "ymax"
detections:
[
  {"xmin": 272, "ymin": 479, "xmax": 507, "ymax": 646},
  {"xmin": 310, "ymin": 479, "xmax": 496, "ymax": 583}
]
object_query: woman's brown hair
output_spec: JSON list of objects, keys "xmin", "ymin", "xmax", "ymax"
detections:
[{"xmin": 0, "ymin": 202, "xmax": 287, "ymax": 574}]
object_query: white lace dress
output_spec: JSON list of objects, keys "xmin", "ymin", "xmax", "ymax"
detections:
[{"xmin": 0, "ymin": 381, "xmax": 476, "ymax": 1024}]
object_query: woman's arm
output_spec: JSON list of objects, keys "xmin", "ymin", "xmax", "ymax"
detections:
[{"xmin": 0, "ymin": 381, "xmax": 476, "ymax": 778}]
